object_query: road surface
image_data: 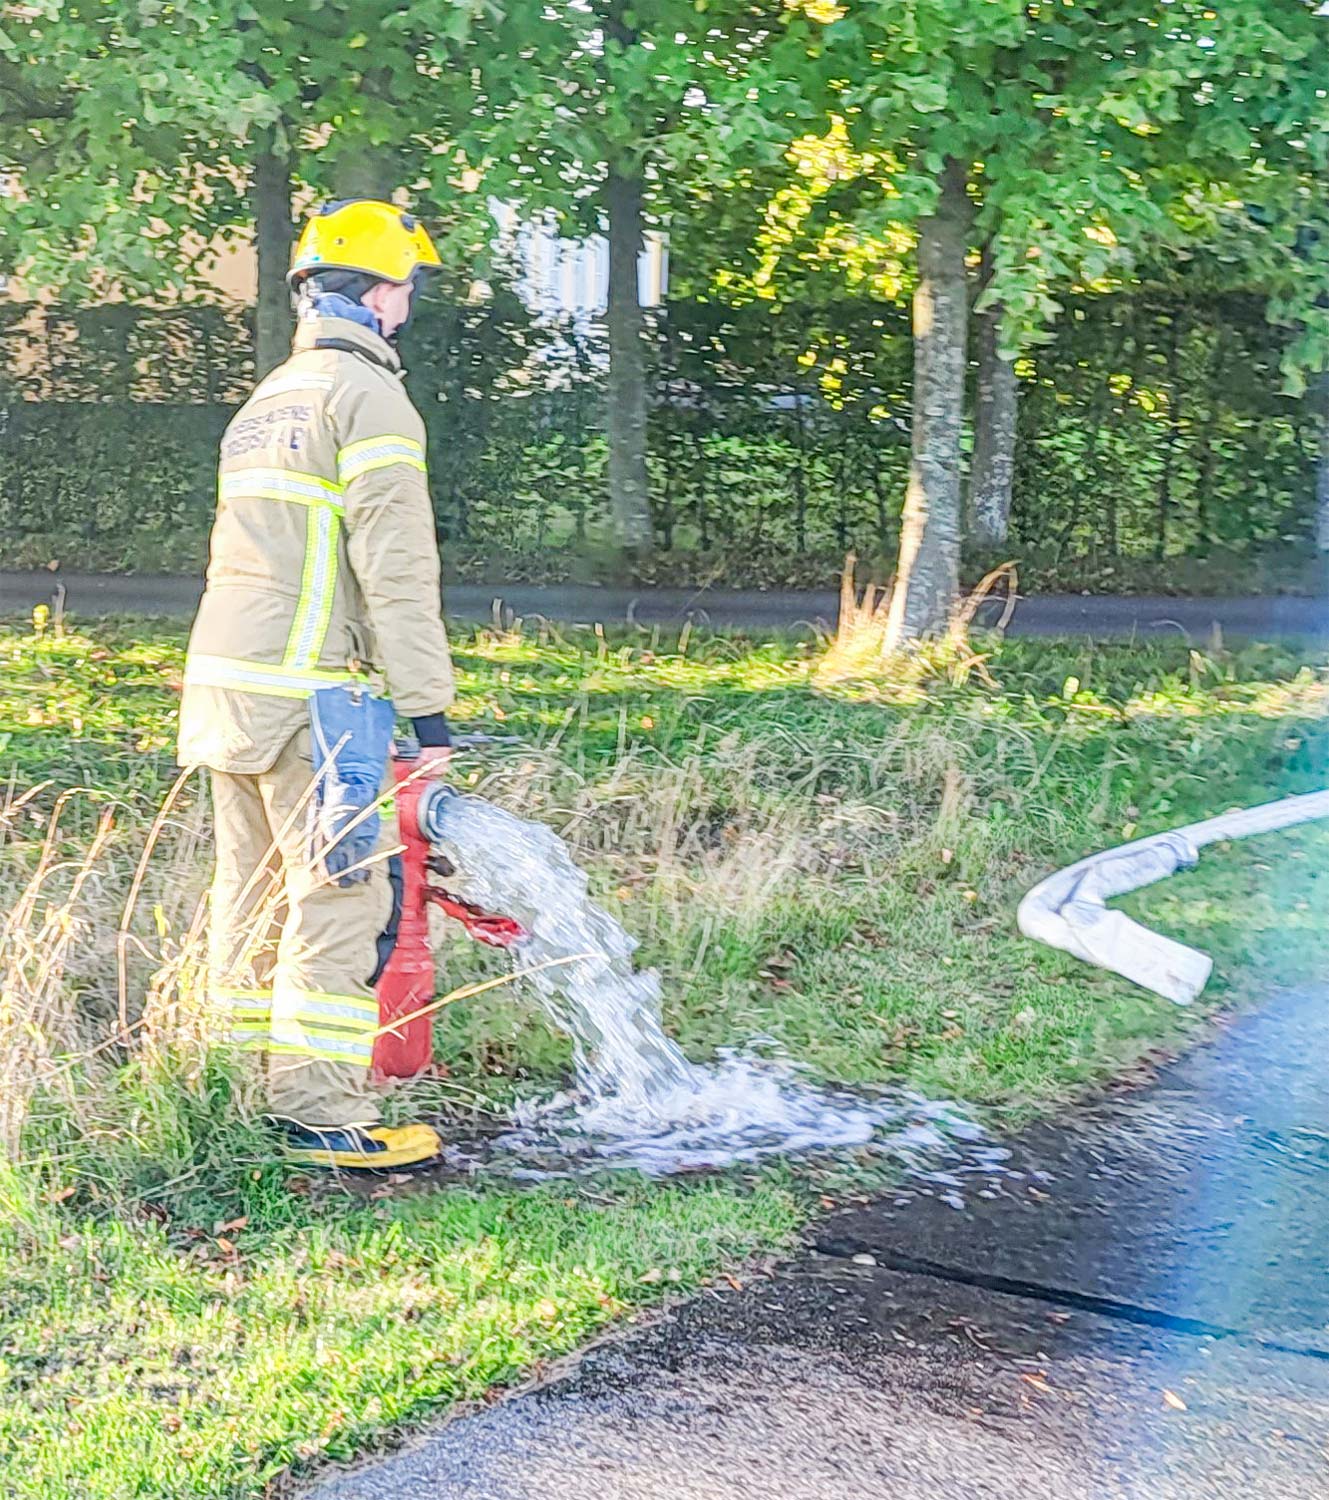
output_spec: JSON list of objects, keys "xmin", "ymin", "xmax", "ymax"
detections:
[
  {"xmin": 2, "ymin": 571, "xmax": 1327, "ymax": 640},
  {"xmin": 307, "ymin": 986, "xmax": 1329, "ymax": 1499}
]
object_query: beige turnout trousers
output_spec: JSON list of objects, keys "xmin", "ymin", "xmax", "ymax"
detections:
[{"xmin": 208, "ymin": 730, "xmax": 393, "ymax": 1129}]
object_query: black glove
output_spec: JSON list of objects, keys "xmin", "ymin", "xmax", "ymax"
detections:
[{"xmin": 411, "ymin": 712, "xmax": 452, "ymax": 748}]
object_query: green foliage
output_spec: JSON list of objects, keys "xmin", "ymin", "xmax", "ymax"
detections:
[
  {"xmin": 0, "ymin": 288, "xmax": 1316, "ymax": 586},
  {"xmin": 0, "ymin": 302, "xmax": 251, "ymax": 403},
  {"xmin": 0, "ymin": 1, "xmax": 1324, "ymax": 597},
  {"xmin": 1013, "ymin": 289, "xmax": 1316, "ymax": 563},
  {"xmin": 0, "ymin": 3, "xmax": 491, "ymax": 295},
  {"xmin": 0, "ymin": 401, "xmax": 226, "ymax": 572},
  {"xmin": 438, "ymin": 0, "xmax": 766, "ymax": 220},
  {"xmin": 769, "ymin": 0, "xmax": 1329, "ymax": 361},
  {"xmin": 0, "ymin": 3, "xmax": 263, "ymax": 295}
]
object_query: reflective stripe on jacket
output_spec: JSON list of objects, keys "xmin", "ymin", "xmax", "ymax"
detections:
[{"xmin": 177, "ymin": 317, "xmax": 455, "ymax": 773}]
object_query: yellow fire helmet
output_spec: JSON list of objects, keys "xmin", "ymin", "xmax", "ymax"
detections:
[{"xmin": 288, "ymin": 199, "xmax": 442, "ymax": 287}]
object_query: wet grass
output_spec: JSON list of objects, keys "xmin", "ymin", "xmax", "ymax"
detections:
[{"xmin": 2, "ymin": 613, "xmax": 1328, "ymax": 1497}]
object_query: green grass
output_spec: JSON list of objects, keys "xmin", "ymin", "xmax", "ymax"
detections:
[
  {"xmin": 0, "ymin": 1169, "xmax": 796, "ymax": 1499},
  {"xmin": 3, "ymin": 613, "xmax": 1329, "ymax": 1497}
]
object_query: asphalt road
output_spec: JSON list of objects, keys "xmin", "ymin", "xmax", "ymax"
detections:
[
  {"xmin": 307, "ymin": 988, "xmax": 1329, "ymax": 1499},
  {"xmin": 3, "ymin": 570, "xmax": 1328, "ymax": 640}
]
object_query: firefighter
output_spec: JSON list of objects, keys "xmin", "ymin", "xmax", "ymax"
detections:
[{"xmin": 177, "ymin": 199, "xmax": 455, "ymax": 1170}]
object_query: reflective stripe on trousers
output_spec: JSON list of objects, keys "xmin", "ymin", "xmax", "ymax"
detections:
[
  {"xmin": 269, "ymin": 990, "xmax": 380, "ymax": 1067},
  {"xmin": 208, "ymin": 733, "xmax": 389, "ymax": 1129},
  {"xmin": 216, "ymin": 985, "xmax": 380, "ymax": 1066},
  {"xmin": 213, "ymin": 986, "xmax": 273, "ymax": 1048}
]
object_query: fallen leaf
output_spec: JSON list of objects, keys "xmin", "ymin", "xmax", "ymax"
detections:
[
  {"xmin": 1021, "ymin": 1373, "xmax": 1054, "ymax": 1394},
  {"xmin": 215, "ymin": 1237, "xmax": 237, "ymax": 1255},
  {"xmin": 215, "ymin": 1216, "xmax": 248, "ymax": 1233},
  {"xmin": 46, "ymin": 1185, "xmax": 76, "ymax": 1204},
  {"xmin": 638, "ymin": 1268, "xmax": 663, "ymax": 1284}
]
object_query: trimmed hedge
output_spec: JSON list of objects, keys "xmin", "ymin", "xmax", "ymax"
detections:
[{"xmin": 0, "ymin": 289, "xmax": 1318, "ymax": 586}]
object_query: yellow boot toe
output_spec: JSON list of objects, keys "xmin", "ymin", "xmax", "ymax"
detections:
[{"xmin": 283, "ymin": 1122, "xmax": 443, "ymax": 1170}]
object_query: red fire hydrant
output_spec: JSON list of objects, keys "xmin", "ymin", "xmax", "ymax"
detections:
[{"xmin": 373, "ymin": 747, "xmax": 526, "ymax": 1079}]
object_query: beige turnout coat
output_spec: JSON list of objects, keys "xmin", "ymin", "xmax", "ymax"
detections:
[{"xmin": 178, "ymin": 316, "xmax": 454, "ymax": 773}]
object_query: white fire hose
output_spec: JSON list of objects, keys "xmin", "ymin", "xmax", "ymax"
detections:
[{"xmin": 1017, "ymin": 789, "xmax": 1329, "ymax": 1004}]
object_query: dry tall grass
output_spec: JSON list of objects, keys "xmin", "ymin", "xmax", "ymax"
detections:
[
  {"xmin": 0, "ymin": 777, "xmax": 219, "ymax": 1169},
  {"xmin": 815, "ymin": 553, "xmax": 1018, "ymax": 686}
]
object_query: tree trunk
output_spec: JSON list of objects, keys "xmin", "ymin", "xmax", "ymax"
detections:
[
  {"xmin": 1316, "ymin": 376, "xmax": 1329, "ymax": 555},
  {"xmin": 885, "ymin": 159, "xmax": 971, "ymax": 648},
  {"xmin": 605, "ymin": 169, "xmax": 653, "ymax": 556},
  {"xmin": 331, "ymin": 68, "xmax": 399, "ymax": 202},
  {"xmin": 253, "ymin": 130, "xmax": 294, "ymax": 378},
  {"xmin": 969, "ymin": 287, "xmax": 1019, "ymax": 549},
  {"xmin": 332, "ymin": 143, "xmax": 396, "ymax": 201}
]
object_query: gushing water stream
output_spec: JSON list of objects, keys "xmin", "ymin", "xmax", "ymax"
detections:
[{"xmin": 429, "ymin": 793, "xmax": 994, "ymax": 1178}]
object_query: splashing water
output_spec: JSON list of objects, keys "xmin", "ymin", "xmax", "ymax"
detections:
[{"xmin": 429, "ymin": 792, "xmax": 992, "ymax": 1177}]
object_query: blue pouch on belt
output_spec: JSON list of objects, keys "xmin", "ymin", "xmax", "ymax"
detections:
[{"xmin": 308, "ymin": 685, "xmax": 396, "ymax": 886}]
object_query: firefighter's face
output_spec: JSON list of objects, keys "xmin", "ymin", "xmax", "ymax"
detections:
[{"xmin": 362, "ymin": 279, "xmax": 414, "ymax": 338}]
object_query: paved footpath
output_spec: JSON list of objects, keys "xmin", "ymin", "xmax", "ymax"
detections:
[
  {"xmin": 307, "ymin": 987, "xmax": 1329, "ymax": 1499},
  {"xmin": 2, "ymin": 570, "xmax": 1328, "ymax": 640}
]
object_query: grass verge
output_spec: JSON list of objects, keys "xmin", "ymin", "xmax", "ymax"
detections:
[{"xmin": 2, "ymin": 614, "xmax": 1328, "ymax": 1497}]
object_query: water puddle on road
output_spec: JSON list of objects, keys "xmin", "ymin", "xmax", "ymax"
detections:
[{"xmin": 428, "ymin": 793, "xmax": 1008, "ymax": 1182}]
